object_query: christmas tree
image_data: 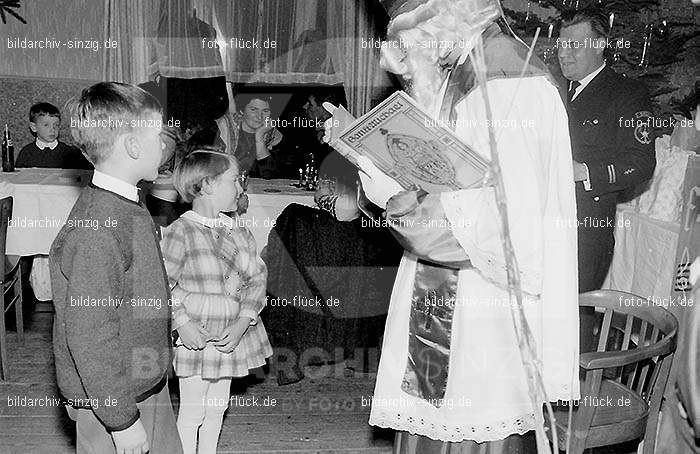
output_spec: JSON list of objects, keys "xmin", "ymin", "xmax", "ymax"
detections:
[
  {"xmin": 503, "ymin": 0, "xmax": 699, "ymax": 121},
  {"xmin": 0, "ymin": 0, "xmax": 25, "ymax": 24}
]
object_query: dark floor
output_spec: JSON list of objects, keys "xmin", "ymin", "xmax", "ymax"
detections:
[
  {"xmin": 0, "ymin": 308, "xmax": 395, "ymax": 454},
  {"xmin": 0, "ymin": 302, "xmax": 641, "ymax": 454}
]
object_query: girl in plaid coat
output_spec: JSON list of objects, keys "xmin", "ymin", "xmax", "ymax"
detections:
[{"xmin": 161, "ymin": 151, "xmax": 272, "ymax": 454}]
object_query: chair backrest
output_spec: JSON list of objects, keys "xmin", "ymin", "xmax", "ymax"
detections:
[
  {"xmin": 677, "ymin": 283, "xmax": 700, "ymax": 440},
  {"xmin": 579, "ymin": 290, "xmax": 678, "ymax": 404},
  {"xmin": 0, "ymin": 196, "xmax": 12, "ymax": 280}
]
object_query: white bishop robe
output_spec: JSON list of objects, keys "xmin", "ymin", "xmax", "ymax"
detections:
[{"xmin": 368, "ymin": 74, "xmax": 580, "ymax": 443}]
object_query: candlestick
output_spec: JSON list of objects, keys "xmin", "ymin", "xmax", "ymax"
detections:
[
  {"xmin": 542, "ymin": 24, "xmax": 555, "ymax": 64},
  {"xmin": 638, "ymin": 24, "xmax": 653, "ymax": 70},
  {"xmin": 526, "ymin": 0, "xmax": 531, "ymax": 21}
]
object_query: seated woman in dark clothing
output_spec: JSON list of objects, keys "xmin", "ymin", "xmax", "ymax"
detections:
[
  {"xmin": 216, "ymin": 94, "xmax": 283, "ymax": 179},
  {"xmin": 261, "ymin": 148, "xmax": 404, "ymax": 385}
]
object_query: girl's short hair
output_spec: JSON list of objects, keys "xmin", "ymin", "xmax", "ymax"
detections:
[{"xmin": 173, "ymin": 151, "xmax": 239, "ymax": 203}]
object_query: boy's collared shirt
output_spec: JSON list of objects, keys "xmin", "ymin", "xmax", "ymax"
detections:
[
  {"xmin": 36, "ymin": 138, "xmax": 58, "ymax": 150},
  {"xmin": 92, "ymin": 169, "xmax": 139, "ymax": 203},
  {"xmin": 15, "ymin": 141, "xmax": 93, "ymax": 170}
]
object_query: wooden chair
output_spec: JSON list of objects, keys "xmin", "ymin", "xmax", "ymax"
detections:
[
  {"xmin": 548, "ymin": 290, "xmax": 678, "ymax": 454},
  {"xmin": 0, "ymin": 196, "xmax": 24, "ymax": 381}
]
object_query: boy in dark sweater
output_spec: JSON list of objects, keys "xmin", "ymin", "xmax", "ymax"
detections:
[
  {"xmin": 49, "ymin": 83, "xmax": 182, "ymax": 454},
  {"xmin": 15, "ymin": 102, "xmax": 92, "ymax": 169}
]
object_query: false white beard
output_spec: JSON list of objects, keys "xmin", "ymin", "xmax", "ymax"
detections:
[
  {"xmin": 380, "ymin": 2, "xmax": 492, "ymax": 111},
  {"xmin": 386, "ymin": 27, "xmax": 448, "ymax": 110},
  {"xmin": 403, "ymin": 60, "xmax": 446, "ymax": 110}
]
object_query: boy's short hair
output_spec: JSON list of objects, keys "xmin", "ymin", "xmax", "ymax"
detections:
[
  {"xmin": 70, "ymin": 82, "xmax": 162, "ymax": 164},
  {"xmin": 29, "ymin": 102, "xmax": 60, "ymax": 122},
  {"xmin": 173, "ymin": 151, "xmax": 238, "ymax": 203}
]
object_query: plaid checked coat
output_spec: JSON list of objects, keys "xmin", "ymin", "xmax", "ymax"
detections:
[{"xmin": 161, "ymin": 211, "xmax": 272, "ymax": 379}]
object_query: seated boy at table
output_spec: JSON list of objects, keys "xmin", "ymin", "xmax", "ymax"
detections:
[
  {"xmin": 49, "ymin": 82, "xmax": 182, "ymax": 454},
  {"xmin": 16, "ymin": 102, "xmax": 92, "ymax": 169}
]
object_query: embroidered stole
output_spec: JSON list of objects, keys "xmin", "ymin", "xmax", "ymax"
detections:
[{"xmin": 400, "ymin": 23, "xmax": 552, "ymax": 407}]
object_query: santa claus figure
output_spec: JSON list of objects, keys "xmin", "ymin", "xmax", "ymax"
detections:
[{"xmin": 357, "ymin": 0, "xmax": 581, "ymax": 452}]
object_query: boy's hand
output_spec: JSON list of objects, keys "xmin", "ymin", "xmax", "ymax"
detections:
[
  {"xmin": 214, "ymin": 317, "xmax": 251, "ymax": 353},
  {"xmin": 111, "ymin": 418, "xmax": 149, "ymax": 454},
  {"xmin": 177, "ymin": 321, "xmax": 210, "ymax": 350}
]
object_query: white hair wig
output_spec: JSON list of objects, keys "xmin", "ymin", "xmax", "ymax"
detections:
[{"xmin": 380, "ymin": 0, "xmax": 501, "ymax": 108}]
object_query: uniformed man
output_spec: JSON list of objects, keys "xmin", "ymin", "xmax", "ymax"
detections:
[{"xmin": 558, "ymin": 8, "xmax": 656, "ymax": 351}]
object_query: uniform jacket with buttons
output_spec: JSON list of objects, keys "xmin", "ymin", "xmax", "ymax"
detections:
[{"xmin": 567, "ymin": 66, "xmax": 656, "ymax": 228}]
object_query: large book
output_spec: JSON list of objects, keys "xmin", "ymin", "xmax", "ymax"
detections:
[{"xmin": 327, "ymin": 91, "xmax": 490, "ymax": 193}]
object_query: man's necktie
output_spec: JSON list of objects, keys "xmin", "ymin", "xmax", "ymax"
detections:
[{"xmin": 568, "ymin": 80, "xmax": 581, "ymax": 103}]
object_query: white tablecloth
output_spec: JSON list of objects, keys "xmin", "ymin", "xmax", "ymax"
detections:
[
  {"xmin": 0, "ymin": 169, "xmax": 91, "ymax": 300},
  {"xmin": 0, "ymin": 168, "xmax": 90, "ymax": 256},
  {"xmin": 0, "ymin": 170, "xmax": 315, "ymax": 300},
  {"xmin": 240, "ymin": 178, "xmax": 316, "ymax": 249},
  {"xmin": 243, "ymin": 193, "xmax": 315, "ymax": 249}
]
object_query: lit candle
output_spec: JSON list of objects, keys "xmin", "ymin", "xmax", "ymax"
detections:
[
  {"xmin": 526, "ymin": 1, "xmax": 531, "ymax": 21},
  {"xmin": 548, "ymin": 23, "xmax": 554, "ymax": 41},
  {"xmin": 638, "ymin": 24, "xmax": 652, "ymax": 69},
  {"xmin": 609, "ymin": 13, "xmax": 615, "ymax": 30}
]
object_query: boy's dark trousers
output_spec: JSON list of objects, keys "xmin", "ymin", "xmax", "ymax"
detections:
[{"xmin": 68, "ymin": 384, "xmax": 183, "ymax": 454}]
